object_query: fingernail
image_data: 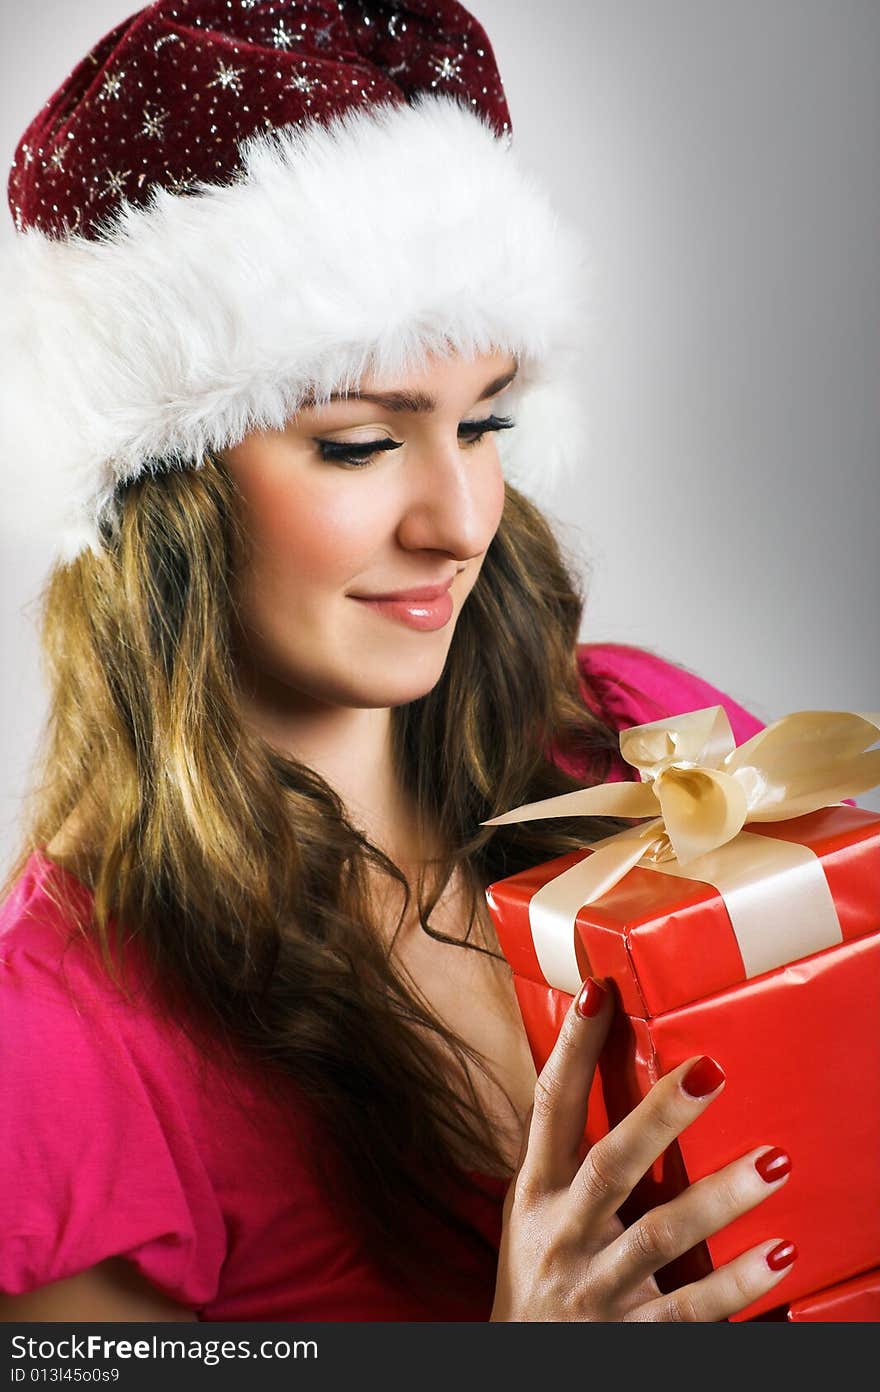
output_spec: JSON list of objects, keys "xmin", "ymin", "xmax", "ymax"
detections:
[
  {"xmin": 575, "ymin": 977, "xmax": 607, "ymax": 1019},
  {"xmin": 766, "ymin": 1240, "xmax": 798, "ymax": 1272},
  {"xmin": 681, "ymin": 1055, "xmax": 726, "ymax": 1098},
  {"xmin": 755, "ymin": 1147, "xmax": 792, "ymax": 1184}
]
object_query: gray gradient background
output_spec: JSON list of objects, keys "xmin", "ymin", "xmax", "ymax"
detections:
[{"xmin": 1, "ymin": 1, "xmax": 878, "ymax": 875}]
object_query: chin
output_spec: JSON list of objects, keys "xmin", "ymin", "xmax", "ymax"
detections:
[{"xmin": 348, "ymin": 645, "xmax": 453, "ymax": 709}]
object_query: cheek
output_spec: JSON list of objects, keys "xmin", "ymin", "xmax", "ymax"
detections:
[
  {"xmin": 241, "ymin": 471, "xmax": 392, "ymax": 589},
  {"xmin": 482, "ymin": 449, "xmax": 507, "ymax": 536}
]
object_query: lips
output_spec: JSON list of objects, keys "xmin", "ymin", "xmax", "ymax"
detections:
[{"xmin": 351, "ymin": 588, "xmax": 455, "ymax": 632}]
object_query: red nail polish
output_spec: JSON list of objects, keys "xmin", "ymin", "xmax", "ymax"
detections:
[
  {"xmin": 755, "ymin": 1148, "xmax": 792, "ymax": 1184},
  {"xmin": 681, "ymin": 1055, "xmax": 725, "ymax": 1098},
  {"xmin": 575, "ymin": 977, "xmax": 607, "ymax": 1019},
  {"xmin": 766, "ymin": 1241, "xmax": 798, "ymax": 1272}
]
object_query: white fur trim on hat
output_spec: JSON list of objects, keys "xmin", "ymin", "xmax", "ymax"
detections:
[{"xmin": 1, "ymin": 94, "xmax": 590, "ymax": 565}]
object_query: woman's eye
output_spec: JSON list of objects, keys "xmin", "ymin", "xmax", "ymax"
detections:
[
  {"xmin": 315, "ymin": 436, "xmax": 402, "ymax": 469},
  {"xmin": 314, "ymin": 414, "xmax": 515, "ymax": 469},
  {"xmin": 459, "ymin": 413, "xmax": 516, "ymax": 448}
]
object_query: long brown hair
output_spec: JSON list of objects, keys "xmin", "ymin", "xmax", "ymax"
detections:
[{"xmin": 2, "ymin": 449, "xmax": 637, "ymax": 1302}]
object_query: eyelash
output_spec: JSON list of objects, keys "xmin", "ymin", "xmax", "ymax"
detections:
[{"xmin": 314, "ymin": 414, "xmax": 516, "ymax": 469}]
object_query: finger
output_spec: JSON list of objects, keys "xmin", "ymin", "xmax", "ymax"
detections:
[
  {"xmin": 624, "ymin": 1237, "xmax": 799, "ymax": 1322},
  {"xmin": 521, "ymin": 976, "xmax": 614, "ymax": 1193},
  {"xmin": 570, "ymin": 1054, "xmax": 726, "ymax": 1225},
  {"xmin": 593, "ymin": 1144, "xmax": 792, "ymax": 1292}
]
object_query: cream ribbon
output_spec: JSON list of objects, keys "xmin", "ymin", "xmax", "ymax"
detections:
[{"xmin": 484, "ymin": 707, "xmax": 880, "ymax": 993}]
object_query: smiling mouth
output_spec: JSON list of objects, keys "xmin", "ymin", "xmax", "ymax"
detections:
[{"xmin": 350, "ymin": 586, "xmax": 456, "ymax": 632}]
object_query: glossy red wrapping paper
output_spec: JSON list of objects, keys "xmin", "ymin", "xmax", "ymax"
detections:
[
  {"xmin": 486, "ymin": 805, "xmax": 880, "ymax": 1322},
  {"xmin": 784, "ymin": 1268, "xmax": 880, "ymax": 1322}
]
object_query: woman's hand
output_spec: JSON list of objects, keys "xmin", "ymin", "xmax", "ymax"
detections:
[{"xmin": 491, "ymin": 977, "xmax": 796, "ymax": 1322}]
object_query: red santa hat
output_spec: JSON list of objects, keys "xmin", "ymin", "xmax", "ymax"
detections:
[{"xmin": 3, "ymin": 0, "xmax": 588, "ymax": 564}]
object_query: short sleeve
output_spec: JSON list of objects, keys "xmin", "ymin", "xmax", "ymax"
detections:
[{"xmin": 0, "ymin": 882, "xmax": 227, "ymax": 1308}]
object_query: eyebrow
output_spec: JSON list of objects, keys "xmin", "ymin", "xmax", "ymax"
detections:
[{"xmin": 310, "ymin": 360, "xmax": 519, "ymax": 414}]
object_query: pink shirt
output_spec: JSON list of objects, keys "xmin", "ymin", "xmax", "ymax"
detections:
[{"xmin": 0, "ymin": 642, "xmax": 766, "ymax": 1319}]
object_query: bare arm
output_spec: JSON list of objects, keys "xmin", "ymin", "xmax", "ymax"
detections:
[{"xmin": 0, "ymin": 1258, "xmax": 198, "ymax": 1322}]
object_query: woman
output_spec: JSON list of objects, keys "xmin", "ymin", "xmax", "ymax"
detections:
[{"xmin": 0, "ymin": 1, "xmax": 795, "ymax": 1321}]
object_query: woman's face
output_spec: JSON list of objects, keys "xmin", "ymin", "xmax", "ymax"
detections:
[{"xmin": 221, "ymin": 348, "xmax": 516, "ymax": 713}]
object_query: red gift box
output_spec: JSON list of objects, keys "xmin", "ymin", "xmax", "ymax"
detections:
[
  {"xmin": 485, "ymin": 802, "xmax": 880, "ymax": 1321},
  {"xmin": 784, "ymin": 1268, "xmax": 880, "ymax": 1322}
]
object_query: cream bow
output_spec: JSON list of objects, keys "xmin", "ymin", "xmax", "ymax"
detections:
[{"xmin": 482, "ymin": 707, "xmax": 880, "ymax": 905}]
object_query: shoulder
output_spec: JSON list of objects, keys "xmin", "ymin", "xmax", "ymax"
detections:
[
  {"xmin": 0, "ymin": 850, "xmax": 104, "ymax": 1032},
  {"xmin": 1, "ymin": 850, "xmax": 179, "ymax": 1050},
  {"xmin": 576, "ymin": 640, "xmax": 766, "ymax": 746}
]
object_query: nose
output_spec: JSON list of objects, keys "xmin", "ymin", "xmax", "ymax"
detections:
[{"xmin": 394, "ymin": 431, "xmax": 503, "ymax": 560}]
